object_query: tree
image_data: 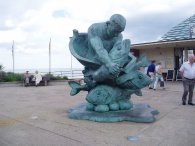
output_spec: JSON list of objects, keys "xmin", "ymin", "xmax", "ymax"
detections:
[
  {"xmin": 0, "ymin": 64, "xmax": 4, "ymax": 71},
  {"xmin": 0, "ymin": 64, "xmax": 5, "ymax": 82}
]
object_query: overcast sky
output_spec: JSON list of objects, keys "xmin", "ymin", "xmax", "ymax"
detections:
[{"xmin": 0, "ymin": 0, "xmax": 195, "ymax": 72}]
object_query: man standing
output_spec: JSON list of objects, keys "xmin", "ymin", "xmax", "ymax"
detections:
[
  {"xmin": 179, "ymin": 54, "xmax": 195, "ymax": 105},
  {"xmin": 147, "ymin": 60, "xmax": 156, "ymax": 89}
]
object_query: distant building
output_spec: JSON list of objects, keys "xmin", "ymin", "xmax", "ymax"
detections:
[{"xmin": 131, "ymin": 14, "xmax": 195, "ymax": 80}]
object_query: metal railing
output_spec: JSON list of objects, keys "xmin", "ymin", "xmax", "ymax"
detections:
[{"xmin": 41, "ymin": 69, "xmax": 84, "ymax": 79}]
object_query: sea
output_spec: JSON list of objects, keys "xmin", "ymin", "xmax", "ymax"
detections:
[{"xmin": 5, "ymin": 68, "xmax": 84, "ymax": 79}]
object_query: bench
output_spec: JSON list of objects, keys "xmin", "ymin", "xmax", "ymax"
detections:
[{"xmin": 23, "ymin": 75, "xmax": 50, "ymax": 87}]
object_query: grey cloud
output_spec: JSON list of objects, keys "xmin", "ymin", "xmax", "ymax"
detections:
[
  {"xmin": 52, "ymin": 10, "xmax": 70, "ymax": 18},
  {"xmin": 125, "ymin": 14, "xmax": 193, "ymax": 43},
  {"xmin": 0, "ymin": 42, "xmax": 13, "ymax": 50},
  {"xmin": 0, "ymin": 0, "xmax": 47, "ymax": 30},
  {"xmin": 0, "ymin": 39, "xmax": 47, "ymax": 53},
  {"xmin": 125, "ymin": 4, "xmax": 195, "ymax": 43}
]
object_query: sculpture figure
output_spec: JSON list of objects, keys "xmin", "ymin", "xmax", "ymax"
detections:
[{"xmin": 68, "ymin": 14, "xmax": 158, "ymax": 123}]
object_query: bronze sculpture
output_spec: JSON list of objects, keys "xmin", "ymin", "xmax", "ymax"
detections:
[{"xmin": 68, "ymin": 14, "xmax": 158, "ymax": 122}]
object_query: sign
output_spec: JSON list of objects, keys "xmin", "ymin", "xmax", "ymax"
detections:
[{"xmin": 166, "ymin": 70, "xmax": 174, "ymax": 81}]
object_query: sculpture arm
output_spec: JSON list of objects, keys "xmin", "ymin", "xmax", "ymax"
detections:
[
  {"xmin": 90, "ymin": 36, "xmax": 112, "ymax": 65},
  {"xmin": 89, "ymin": 36, "xmax": 120, "ymax": 75}
]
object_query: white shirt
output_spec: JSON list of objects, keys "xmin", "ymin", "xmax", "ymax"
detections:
[
  {"xmin": 155, "ymin": 65, "xmax": 163, "ymax": 75},
  {"xmin": 179, "ymin": 61, "xmax": 195, "ymax": 79},
  {"xmin": 33, "ymin": 73, "xmax": 42, "ymax": 84},
  {"xmin": 144, "ymin": 67, "xmax": 148, "ymax": 74}
]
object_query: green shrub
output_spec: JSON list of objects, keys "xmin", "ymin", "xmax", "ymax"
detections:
[
  {"xmin": 0, "ymin": 72, "xmax": 68, "ymax": 82},
  {"xmin": 0, "ymin": 72, "xmax": 23, "ymax": 82},
  {"xmin": 45, "ymin": 73, "xmax": 68, "ymax": 80},
  {"xmin": 62, "ymin": 76, "xmax": 68, "ymax": 80},
  {"xmin": 3, "ymin": 72, "xmax": 23, "ymax": 82},
  {"xmin": 0, "ymin": 71, "xmax": 6, "ymax": 82}
]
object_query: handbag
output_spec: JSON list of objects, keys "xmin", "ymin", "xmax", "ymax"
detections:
[{"xmin": 160, "ymin": 81, "xmax": 164, "ymax": 87}]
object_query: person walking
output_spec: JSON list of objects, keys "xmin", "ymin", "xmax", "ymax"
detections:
[
  {"xmin": 147, "ymin": 60, "xmax": 156, "ymax": 89},
  {"xmin": 153, "ymin": 62, "xmax": 165, "ymax": 90},
  {"xmin": 179, "ymin": 54, "xmax": 195, "ymax": 106}
]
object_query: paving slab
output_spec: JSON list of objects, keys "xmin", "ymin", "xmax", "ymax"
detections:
[{"xmin": 0, "ymin": 81, "xmax": 195, "ymax": 146}]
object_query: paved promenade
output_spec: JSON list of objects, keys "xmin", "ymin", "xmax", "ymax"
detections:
[{"xmin": 0, "ymin": 81, "xmax": 195, "ymax": 146}]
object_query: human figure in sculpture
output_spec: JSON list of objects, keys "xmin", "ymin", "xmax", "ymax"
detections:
[
  {"xmin": 69, "ymin": 14, "xmax": 137, "ymax": 95},
  {"xmin": 87, "ymin": 14, "xmax": 126, "ymax": 77}
]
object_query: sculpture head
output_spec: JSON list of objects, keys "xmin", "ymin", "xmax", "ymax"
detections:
[{"xmin": 107, "ymin": 14, "xmax": 126, "ymax": 38}]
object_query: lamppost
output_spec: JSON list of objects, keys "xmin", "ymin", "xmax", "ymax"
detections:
[
  {"xmin": 49, "ymin": 38, "xmax": 51, "ymax": 74},
  {"xmin": 69, "ymin": 37, "xmax": 73, "ymax": 79},
  {"xmin": 12, "ymin": 40, "xmax": 15, "ymax": 73},
  {"xmin": 71, "ymin": 54, "xmax": 73, "ymax": 78}
]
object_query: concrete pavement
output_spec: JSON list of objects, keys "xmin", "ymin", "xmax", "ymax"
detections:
[{"xmin": 0, "ymin": 81, "xmax": 195, "ymax": 146}]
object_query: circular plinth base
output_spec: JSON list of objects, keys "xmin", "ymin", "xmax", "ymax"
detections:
[{"xmin": 68, "ymin": 103, "xmax": 159, "ymax": 123}]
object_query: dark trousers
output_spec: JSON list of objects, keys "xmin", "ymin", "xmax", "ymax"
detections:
[{"xmin": 182, "ymin": 78, "xmax": 195, "ymax": 103}]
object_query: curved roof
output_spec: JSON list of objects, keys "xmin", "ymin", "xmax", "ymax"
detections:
[{"xmin": 161, "ymin": 14, "xmax": 195, "ymax": 41}]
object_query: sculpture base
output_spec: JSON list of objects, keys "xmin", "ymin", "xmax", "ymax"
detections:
[{"xmin": 68, "ymin": 103, "xmax": 159, "ymax": 123}]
